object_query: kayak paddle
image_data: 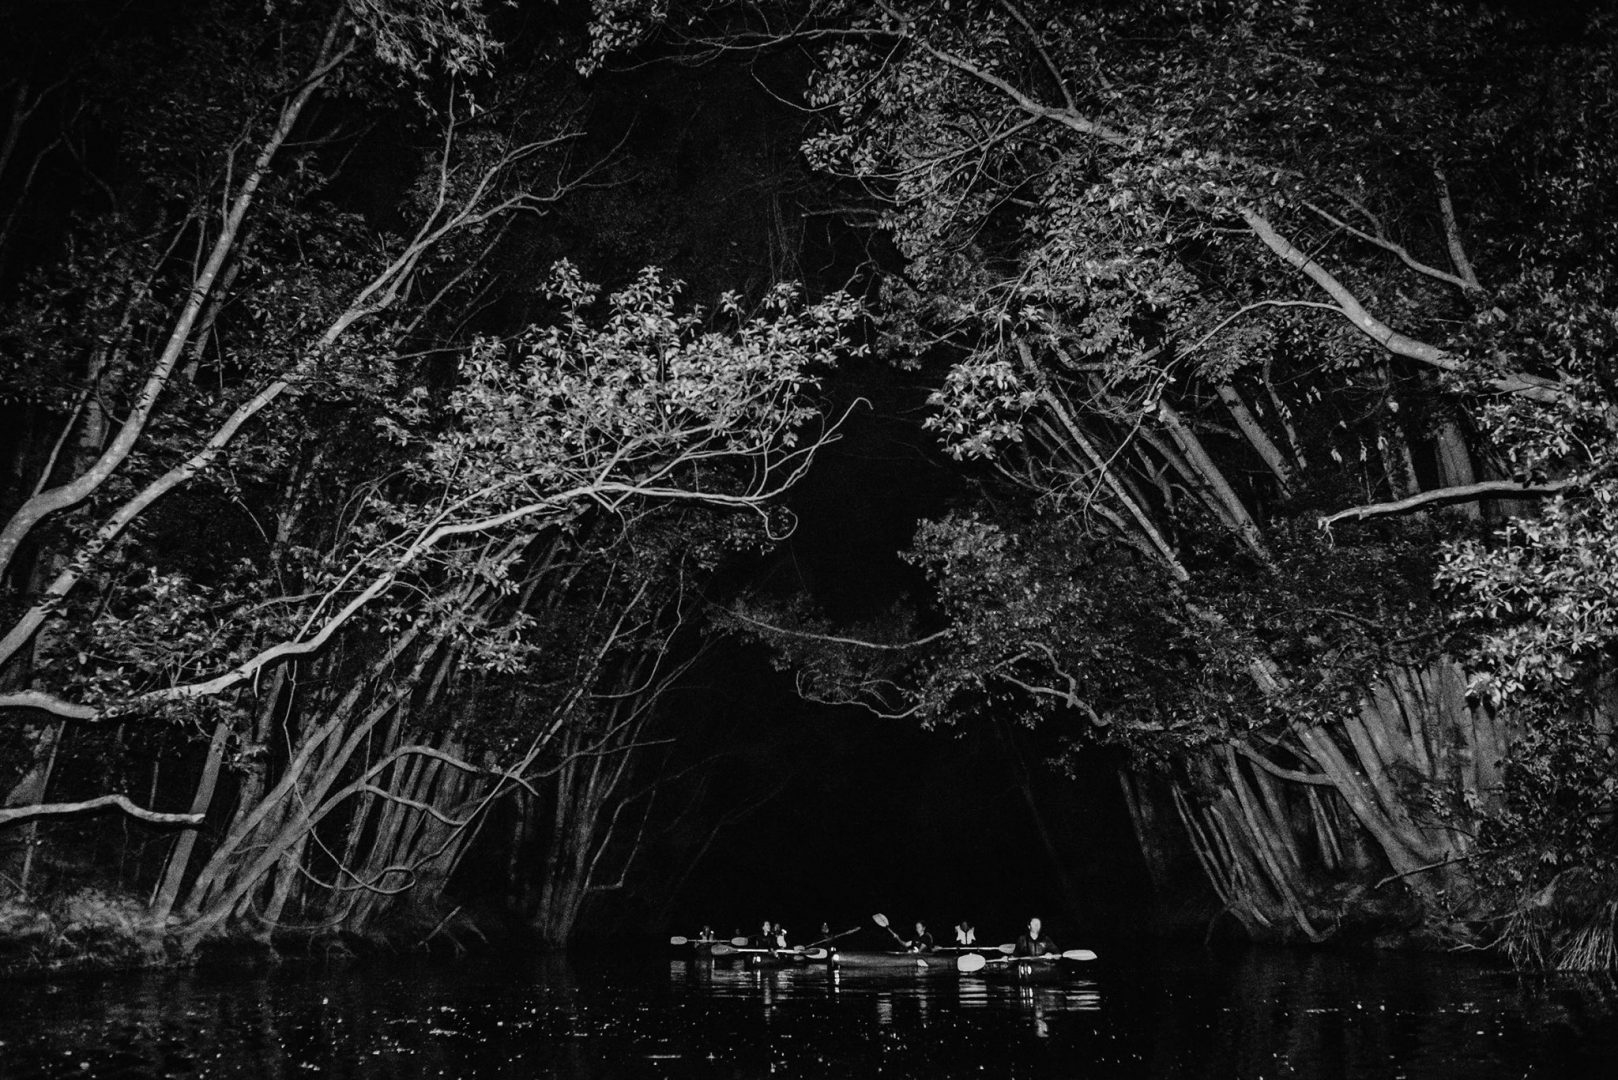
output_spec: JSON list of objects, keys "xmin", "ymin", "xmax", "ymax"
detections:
[
  {"xmin": 707, "ymin": 943, "xmax": 829, "ymax": 960},
  {"xmin": 806, "ymin": 925, "xmax": 862, "ymax": 948},
  {"xmin": 959, "ymin": 948, "xmax": 1098, "ymax": 971},
  {"xmin": 871, "ymin": 912, "xmax": 913, "ymax": 950}
]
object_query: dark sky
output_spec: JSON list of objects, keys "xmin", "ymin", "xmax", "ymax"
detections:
[
  {"xmin": 660, "ymin": 673, "xmax": 1155, "ymax": 949},
  {"xmin": 642, "ymin": 363, "xmax": 1156, "ymax": 948},
  {"xmin": 557, "ymin": 47, "xmax": 1167, "ymax": 948}
]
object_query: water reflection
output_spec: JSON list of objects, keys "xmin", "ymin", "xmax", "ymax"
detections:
[
  {"xmin": 0, "ymin": 948, "xmax": 1614, "ymax": 1078},
  {"xmin": 672, "ymin": 949, "xmax": 1104, "ymax": 1041}
]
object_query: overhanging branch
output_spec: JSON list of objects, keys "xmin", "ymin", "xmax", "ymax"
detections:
[
  {"xmin": 722, "ymin": 604, "xmax": 949, "ymax": 651},
  {"xmin": 1319, "ymin": 479, "xmax": 1575, "ymax": 528}
]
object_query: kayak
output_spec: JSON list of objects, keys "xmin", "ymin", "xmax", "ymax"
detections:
[{"xmin": 828, "ymin": 949, "xmax": 982, "ymax": 971}]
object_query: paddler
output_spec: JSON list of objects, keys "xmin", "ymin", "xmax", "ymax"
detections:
[
  {"xmin": 908, "ymin": 920, "xmax": 935, "ymax": 952},
  {"xmin": 953, "ymin": 920, "xmax": 976, "ymax": 946},
  {"xmin": 1014, "ymin": 916, "xmax": 1058, "ymax": 957}
]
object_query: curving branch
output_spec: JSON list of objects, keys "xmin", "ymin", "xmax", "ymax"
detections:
[
  {"xmin": 873, "ymin": 20, "xmax": 1570, "ymax": 413},
  {"xmin": 1234, "ymin": 741, "xmax": 1335, "ymax": 787},
  {"xmin": 1302, "ymin": 199, "xmax": 1477, "ymax": 293},
  {"xmin": 1319, "ymin": 478, "xmax": 1575, "ymax": 528},
  {"xmin": 0, "ymin": 794, "xmax": 203, "ymax": 827},
  {"xmin": 1239, "ymin": 209, "xmax": 1568, "ymax": 406},
  {"xmin": 722, "ymin": 604, "xmax": 949, "ymax": 651},
  {"xmin": 876, "ymin": 0, "xmax": 1130, "ymax": 148},
  {"xmin": 0, "ymin": 19, "xmax": 353, "ymax": 586}
]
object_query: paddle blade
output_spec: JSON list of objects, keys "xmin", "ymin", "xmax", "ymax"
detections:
[
  {"xmin": 730, "ymin": 936, "xmax": 751, "ymax": 946},
  {"xmin": 1063, "ymin": 949, "xmax": 1098, "ymax": 961},
  {"xmin": 871, "ymin": 912, "xmax": 890, "ymax": 928},
  {"xmin": 804, "ymin": 947, "xmax": 828, "ymax": 960},
  {"xmin": 994, "ymin": 942, "xmax": 1016, "ymax": 954},
  {"xmin": 709, "ymin": 943, "xmax": 736, "ymax": 956},
  {"xmin": 669, "ymin": 935, "xmax": 689, "ymax": 946},
  {"xmin": 956, "ymin": 952, "xmax": 988, "ymax": 973}
]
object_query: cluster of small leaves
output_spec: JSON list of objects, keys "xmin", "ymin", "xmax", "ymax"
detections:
[
  {"xmin": 579, "ymin": 0, "xmax": 671, "ymax": 75},
  {"xmin": 899, "ymin": 510, "xmax": 1227, "ymax": 752},
  {"xmin": 1190, "ymin": 512, "xmax": 1453, "ymax": 713},
  {"xmin": 1476, "ymin": 711, "xmax": 1618, "ymax": 894},
  {"xmin": 925, "ymin": 352, "xmax": 1035, "ymax": 460},
  {"xmin": 1429, "ymin": 16, "xmax": 1618, "ymax": 714},
  {"xmin": 432, "ymin": 261, "xmax": 860, "ymax": 516},
  {"xmin": 33, "ymin": 557, "xmax": 271, "ymax": 723},
  {"xmin": 1440, "ymin": 484, "xmax": 1618, "ymax": 705},
  {"xmin": 1461, "ymin": 277, "xmax": 1618, "ymax": 482},
  {"xmin": 348, "ymin": 0, "xmax": 499, "ymax": 77}
]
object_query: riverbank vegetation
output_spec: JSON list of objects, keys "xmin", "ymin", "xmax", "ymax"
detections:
[
  {"xmin": 710, "ymin": 0, "xmax": 1618, "ymax": 967},
  {"xmin": 0, "ymin": 0, "xmax": 859, "ymax": 967},
  {"xmin": 2, "ymin": 0, "xmax": 1615, "ymax": 972}
]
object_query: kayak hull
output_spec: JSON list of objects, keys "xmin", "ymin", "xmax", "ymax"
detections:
[
  {"xmin": 973, "ymin": 955, "xmax": 1088, "ymax": 973},
  {"xmin": 829, "ymin": 949, "xmax": 980, "ymax": 971}
]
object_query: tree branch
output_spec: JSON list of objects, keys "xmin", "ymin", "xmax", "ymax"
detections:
[
  {"xmin": 1319, "ymin": 478, "xmax": 1575, "ymax": 528},
  {"xmin": 1432, "ymin": 166, "xmax": 1482, "ymax": 291},
  {"xmin": 1234, "ymin": 742, "xmax": 1335, "ymax": 787},
  {"xmin": 1302, "ymin": 199, "xmax": 1477, "ymax": 292},
  {"xmin": 722, "ymin": 604, "xmax": 949, "ymax": 651},
  {"xmin": 1239, "ymin": 208, "xmax": 1568, "ymax": 406},
  {"xmin": 0, "ymin": 794, "xmax": 203, "ymax": 827}
]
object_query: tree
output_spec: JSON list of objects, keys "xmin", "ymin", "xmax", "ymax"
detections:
[
  {"xmin": 0, "ymin": 0, "xmax": 862, "ymax": 951},
  {"xmin": 708, "ymin": 0, "xmax": 1618, "ymax": 963}
]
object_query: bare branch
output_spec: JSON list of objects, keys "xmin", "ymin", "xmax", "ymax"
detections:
[
  {"xmin": 1432, "ymin": 167, "xmax": 1482, "ymax": 291},
  {"xmin": 723, "ymin": 604, "xmax": 949, "ymax": 651},
  {"xmin": 1240, "ymin": 208, "xmax": 1569, "ymax": 406},
  {"xmin": 998, "ymin": 0, "xmax": 1078, "ymax": 112},
  {"xmin": 1302, "ymin": 200, "xmax": 1477, "ymax": 292},
  {"xmin": 0, "ymin": 689, "xmax": 97, "ymax": 720},
  {"xmin": 1234, "ymin": 742, "xmax": 1335, "ymax": 787},
  {"xmin": 1319, "ymin": 478, "xmax": 1575, "ymax": 528},
  {"xmin": 0, "ymin": 794, "xmax": 203, "ymax": 827}
]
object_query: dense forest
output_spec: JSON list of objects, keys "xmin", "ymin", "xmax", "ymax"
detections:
[{"xmin": 1, "ymin": 0, "xmax": 1615, "ymax": 972}]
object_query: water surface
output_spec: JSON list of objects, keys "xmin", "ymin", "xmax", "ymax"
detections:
[{"xmin": 1, "ymin": 945, "xmax": 1614, "ymax": 1078}]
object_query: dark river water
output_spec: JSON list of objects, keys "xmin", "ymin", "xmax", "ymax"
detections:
[{"xmin": 1, "ymin": 945, "xmax": 1615, "ymax": 1079}]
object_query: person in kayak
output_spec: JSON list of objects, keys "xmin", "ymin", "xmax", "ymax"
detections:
[
  {"xmin": 908, "ymin": 920, "xmax": 935, "ymax": 952},
  {"xmin": 753, "ymin": 919, "xmax": 778, "ymax": 950},
  {"xmin": 953, "ymin": 920, "xmax": 976, "ymax": 946},
  {"xmin": 1015, "ymin": 916, "xmax": 1058, "ymax": 957}
]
